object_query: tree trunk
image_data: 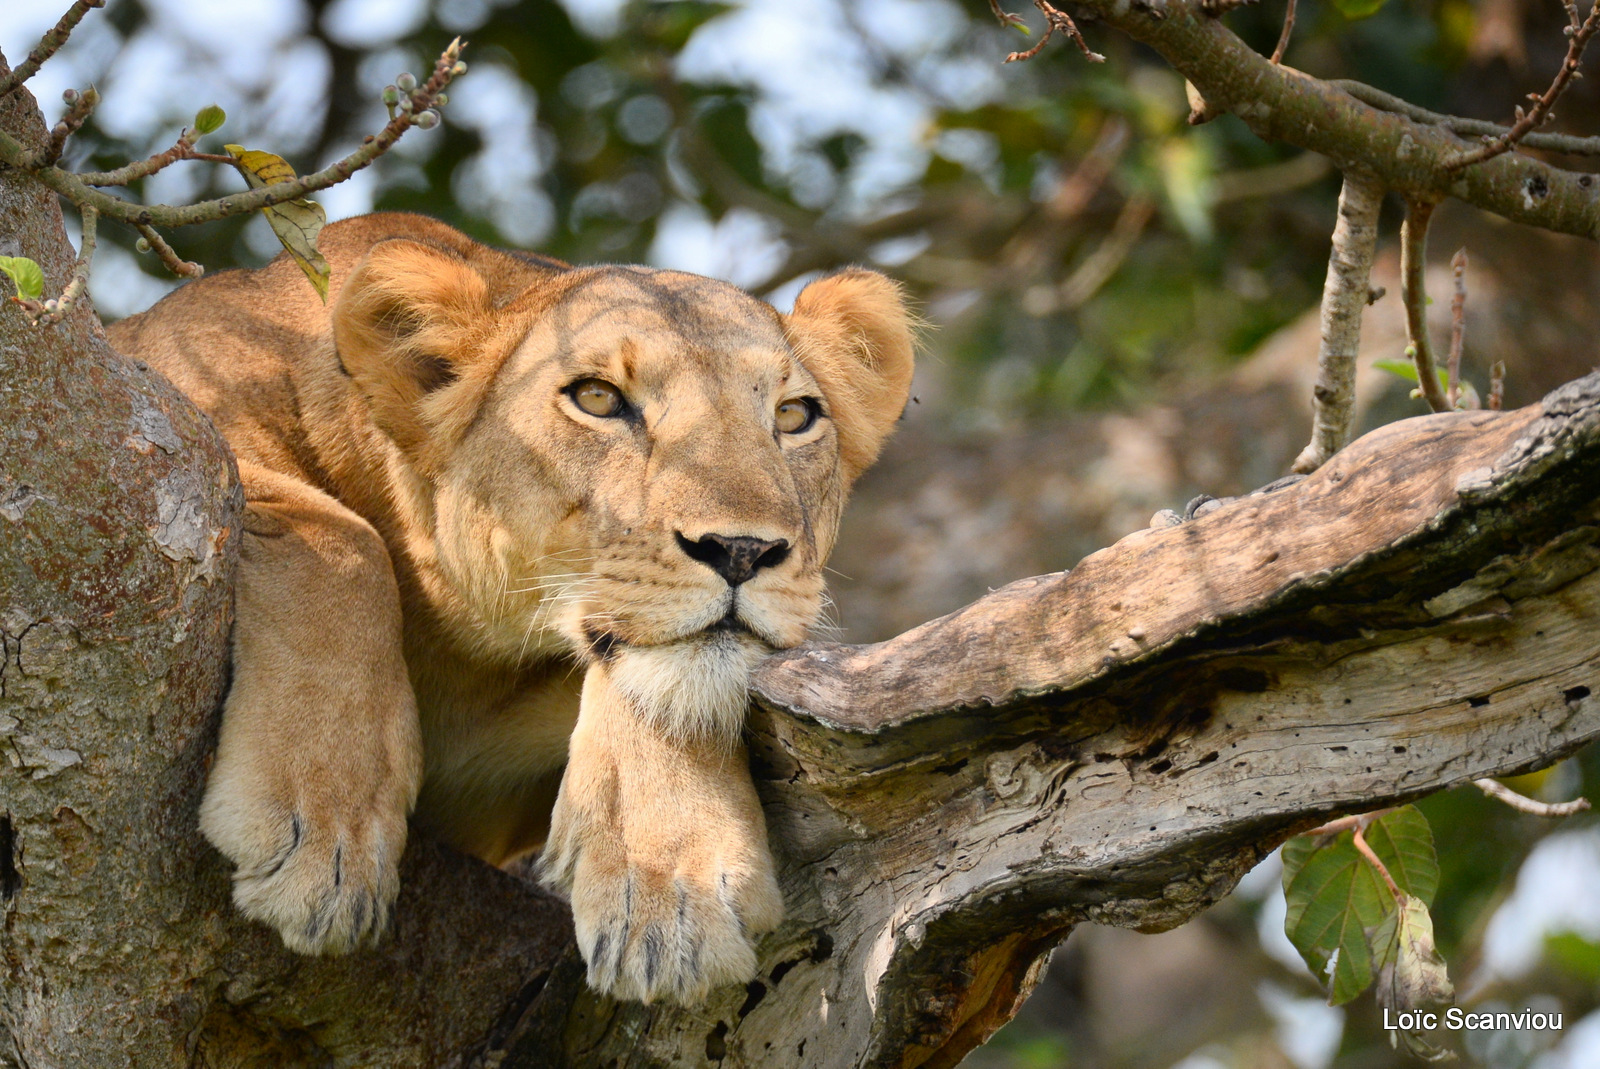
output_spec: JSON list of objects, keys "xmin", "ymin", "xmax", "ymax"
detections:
[{"xmin": 8, "ymin": 57, "xmax": 1600, "ymax": 1067}]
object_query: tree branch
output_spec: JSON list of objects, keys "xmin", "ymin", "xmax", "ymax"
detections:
[
  {"xmin": 1331, "ymin": 79, "xmax": 1600, "ymax": 157},
  {"xmin": 1292, "ymin": 171, "xmax": 1383, "ymax": 473},
  {"xmin": 1448, "ymin": 0, "xmax": 1600, "ymax": 169},
  {"xmin": 1402, "ymin": 199, "xmax": 1452, "ymax": 413},
  {"xmin": 0, "ymin": 39, "xmax": 465, "ymax": 231},
  {"xmin": 1474, "ymin": 777, "xmax": 1591, "ymax": 816},
  {"xmin": 1448, "ymin": 247, "xmax": 1468, "ymax": 408},
  {"xmin": 0, "ymin": 0, "xmax": 103, "ymax": 98},
  {"xmin": 1064, "ymin": 0, "xmax": 1600, "ymax": 241}
]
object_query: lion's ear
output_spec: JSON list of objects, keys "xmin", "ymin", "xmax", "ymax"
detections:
[
  {"xmin": 333, "ymin": 239, "xmax": 497, "ymax": 460},
  {"xmin": 784, "ymin": 269, "xmax": 916, "ymax": 484}
]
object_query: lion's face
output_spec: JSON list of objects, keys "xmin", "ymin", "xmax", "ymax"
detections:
[{"xmin": 333, "ymin": 242, "xmax": 914, "ymax": 734}]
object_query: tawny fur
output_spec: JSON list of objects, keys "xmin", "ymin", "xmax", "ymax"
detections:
[{"xmin": 109, "ymin": 212, "xmax": 914, "ymax": 1003}]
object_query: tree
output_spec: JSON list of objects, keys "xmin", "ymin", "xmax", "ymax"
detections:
[{"xmin": 4, "ymin": 1, "xmax": 1600, "ymax": 1066}]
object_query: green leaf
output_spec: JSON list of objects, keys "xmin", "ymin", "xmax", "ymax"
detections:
[
  {"xmin": 225, "ymin": 144, "xmax": 331, "ymax": 302},
  {"xmin": 1284, "ymin": 833, "xmax": 1387, "ymax": 1003},
  {"xmin": 1331, "ymin": 0, "xmax": 1388, "ymax": 18},
  {"xmin": 1282, "ymin": 807, "xmax": 1440, "ymax": 1005},
  {"xmin": 1362, "ymin": 806, "xmax": 1439, "ymax": 906},
  {"xmin": 1373, "ymin": 358, "xmax": 1449, "ymax": 393},
  {"xmin": 1372, "ymin": 358, "xmax": 1419, "ymax": 383},
  {"xmin": 0, "ymin": 256, "xmax": 45, "ymax": 301},
  {"xmin": 1011, "ymin": 20, "xmax": 1033, "ymax": 35},
  {"xmin": 193, "ymin": 104, "xmax": 226, "ymax": 135}
]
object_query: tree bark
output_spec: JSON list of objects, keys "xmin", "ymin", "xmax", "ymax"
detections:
[{"xmin": 8, "ymin": 54, "xmax": 1600, "ymax": 1069}]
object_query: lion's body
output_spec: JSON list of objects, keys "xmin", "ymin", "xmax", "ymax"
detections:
[{"xmin": 109, "ymin": 213, "xmax": 914, "ymax": 1003}]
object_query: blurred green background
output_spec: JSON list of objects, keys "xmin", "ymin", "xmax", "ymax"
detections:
[{"xmin": 6, "ymin": 0, "xmax": 1600, "ymax": 1064}]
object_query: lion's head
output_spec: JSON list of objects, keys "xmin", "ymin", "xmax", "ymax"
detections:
[{"xmin": 330, "ymin": 237, "xmax": 914, "ymax": 736}]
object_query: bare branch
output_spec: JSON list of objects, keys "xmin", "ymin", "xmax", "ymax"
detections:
[
  {"xmin": 1270, "ymin": 0, "xmax": 1297, "ymax": 64},
  {"xmin": 76, "ymin": 126, "xmax": 215, "ymax": 187},
  {"xmin": 1064, "ymin": 0, "xmax": 1600, "ymax": 242},
  {"xmin": 0, "ymin": 0, "xmax": 104, "ymax": 98},
  {"xmin": 133, "ymin": 224, "xmax": 203, "ymax": 278},
  {"xmin": 46, "ymin": 85, "xmax": 97, "ymax": 163},
  {"xmin": 987, "ymin": 0, "xmax": 1031, "ymax": 32},
  {"xmin": 1303, "ymin": 808, "xmax": 1398, "ymax": 837},
  {"xmin": 1449, "ymin": 0, "xmax": 1600, "ymax": 169},
  {"xmin": 1292, "ymin": 172, "xmax": 1384, "ymax": 473},
  {"xmin": 1490, "ymin": 361, "xmax": 1507, "ymax": 410},
  {"xmin": 1475, "ymin": 777, "xmax": 1591, "ymax": 816},
  {"xmin": 0, "ymin": 39, "xmax": 466, "ymax": 231},
  {"xmin": 1401, "ymin": 199, "xmax": 1452, "ymax": 414},
  {"xmin": 1448, "ymin": 247, "xmax": 1468, "ymax": 409},
  {"xmin": 1332, "ymin": 79, "xmax": 1600, "ymax": 156},
  {"xmin": 1005, "ymin": 0, "xmax": 1106, "ymax": 63}
]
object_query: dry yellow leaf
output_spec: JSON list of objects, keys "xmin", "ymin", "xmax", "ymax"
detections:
[{"xmin": 225, "ymin": 144, "xmax": 331, "ymax": 303}]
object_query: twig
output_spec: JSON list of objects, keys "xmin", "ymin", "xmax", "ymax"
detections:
[
  {"xmin": 0, "ymin": 0, "xmax": 105, "ymax": 98},
  {"xmin": 133, "ymin": 224, "xmax": 203, "ymax": 279},
  {"xmin": 1303, "ymin": 807, "xmax": 1397, "ymax": 837},
  {"xmin": 1489, "ymin": 361, "xmax": 1506, "ymax": 410},
  {"xmin": 1448, "ymin": 0, "xmax": 1600, "ymax": 169},
  {"xmin": 47, "ymin": 86, "xmax": 98, "ymax": 163},
  {"xmin": 29, "ymin": 204, "xmax": 96, "ymax": 327},
  {"xmin": 1352, "ymin": 822, "xmax": 1405, "ymax": 902},
  {"xmin": 1292, "ymin": 172, "xmax": 1384, "ymax": 473},
  {"xmin": 76, "ymin": 127, "xmax": 220, "ymax": 187},
  {"xmin": 1448, "ymin": 247, "xmax": 1467, "ymax": 408},
  {"xmin": 1004, "ymin": 0, "xmax": 1106, "ymax": 63},
  {"xmin": 0, "ymin": 38, "xmax": 466, "ymax": 232},
  {"xmin": 1400, "ymin": 199, "xmax": 1452, "ymax": 413},
  {"xmin": 1331, "ymin": 79, "xmax": 1600, "ymax": 157},
  {"xmin": 1475, "ymin": 777, "xmax": 1590, "ymax": 816},
  {"xmin": 987, "ymin": 0, "xmax": 1031, "ymax": 32},
  {"xmin": 1271, "ymin": 0, "xmax": 1297, "ymax": 64}
]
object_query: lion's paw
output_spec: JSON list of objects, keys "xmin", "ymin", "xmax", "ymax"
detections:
[
  {"xmin": 200, "ymin": 779, "xmax": 407, "ymax": 956},
  {"xmin": 540, "ymin": 814, "xmax": 783, "ymax": 1004}
]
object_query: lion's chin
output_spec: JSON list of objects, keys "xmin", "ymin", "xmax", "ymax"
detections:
[{"xmin": 606, "ymin": 629, "xmax": 769, "ymax": 743}]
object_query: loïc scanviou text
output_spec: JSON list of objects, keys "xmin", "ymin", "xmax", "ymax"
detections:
[{"xmin": 1384, "ymin": 1008, "xmax": 1563, "ymax": 1032}]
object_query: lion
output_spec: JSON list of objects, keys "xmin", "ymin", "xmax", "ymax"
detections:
[{"xmin": 108, "ymin": 212, "xmax": 915, "ymax": 1004}]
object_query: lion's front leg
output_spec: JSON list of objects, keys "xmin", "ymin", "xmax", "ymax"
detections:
[
  {"xmin": 199, "ymin": 463, "xmax": 423, "ymax": 955},
  {"xmin": 539, "ymin": 661, "xmax": 783, "ymax": 1005}
]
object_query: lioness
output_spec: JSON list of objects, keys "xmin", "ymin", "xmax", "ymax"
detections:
[{"xmin": 109, "ymin": 213, "xmax": 914, "ymax": 1004}]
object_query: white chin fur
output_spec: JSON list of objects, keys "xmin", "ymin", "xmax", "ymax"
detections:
[{"xmin": 608, "ymin": 632, "xmax": 767, "ymax": 742}]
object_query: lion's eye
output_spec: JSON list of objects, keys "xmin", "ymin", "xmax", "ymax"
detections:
[
  {"xmin": 569, "ymin": 379, "xmax": 626, "ymax": 418},
  {"xmin": 775, "ymin": 398, "xmax": 820, "ymax": 435}
]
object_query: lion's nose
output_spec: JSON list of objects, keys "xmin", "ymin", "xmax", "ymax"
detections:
[{"xmin": 675, "ymin": 532, "xmax": 791, "ymax": 587}]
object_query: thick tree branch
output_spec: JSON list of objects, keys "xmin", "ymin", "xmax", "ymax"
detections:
[
  {"xmin": 1332, "ymin": 79, "xmax": 1600, "ymax": 157},
  {"xmin": 1072, "ymin": 0, "xmax": 1600, "ymax": 240}
]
